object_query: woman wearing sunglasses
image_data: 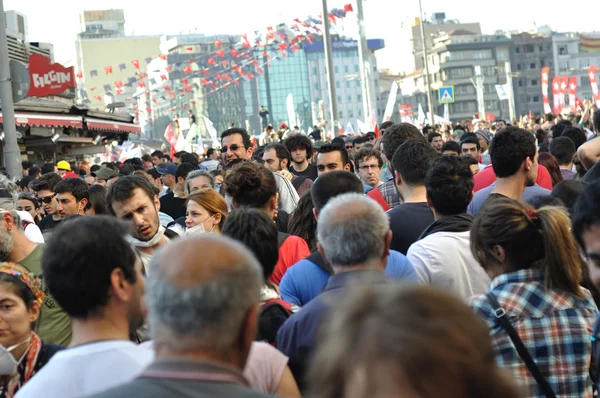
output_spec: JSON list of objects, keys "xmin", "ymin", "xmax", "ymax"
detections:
[
  {"xmin": 0, "ymin": 263, "xmax": 62, "ymax": 397},
  {"xmin": 184, "ymin": 189, "xmax": 227, "ymax": 235}
]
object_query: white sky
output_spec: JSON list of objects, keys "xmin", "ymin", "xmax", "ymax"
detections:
[{"xmin": 7, "ymin": 0, "xmax": 600, "ymax": 71}]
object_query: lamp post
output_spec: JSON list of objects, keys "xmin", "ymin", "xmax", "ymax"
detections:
[{"xmin": 418, "ymin": 0, "xmax": 435, "ymax": 126}]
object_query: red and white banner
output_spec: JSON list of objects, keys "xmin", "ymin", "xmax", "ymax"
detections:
[
  {"xmin": 589, "ymin": 66, "xmax": 600, "ymax": 108},
  {"xmin": 541, "ymin": 67, "xmax": 551, "ymax": 114},
  {"xmin": 27, "ymin": 54, "xmax": 75, "ymax": 97},
  {"xmin": 552, "ymin": 76, "xmax": 560, "ymax": 114},
  {"xmin": 568, "ymin": 76, "xmax": 578, "ymax": 111},
  {"xmin": 559, "ymin": 76, "xmax": 569, "ymax": 112}
]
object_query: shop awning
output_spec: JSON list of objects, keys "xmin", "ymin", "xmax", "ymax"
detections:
[
  {"xmin": 85, "ymin": 117, "xmax": 141, "ymax": 134},
  {"xmin": 0, "ymin": 113, "xmax": 83, "ymax": 128}
]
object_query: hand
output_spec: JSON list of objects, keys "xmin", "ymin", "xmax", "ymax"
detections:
[{"xmin": 277, "ymin": 169, "xmax": 294, "ymax": 181}]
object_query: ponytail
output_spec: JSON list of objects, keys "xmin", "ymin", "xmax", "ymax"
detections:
[{"xmin": 536, "ymin": 206, "xmax": 584, "ymax": 298}]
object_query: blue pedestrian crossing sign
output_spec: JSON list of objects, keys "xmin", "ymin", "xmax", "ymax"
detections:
[{"xmin": 438, "ymin": 86, "xmax": 455, "ymax": 104}]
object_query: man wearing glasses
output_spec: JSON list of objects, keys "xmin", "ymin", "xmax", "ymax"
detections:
[
  {"xmin": 355, "ymin": 148, "xmax": 384, "ymax": 193},
  {"xmin": 31, "ymin": 172, "xmax": 63, "ymax": 234}
]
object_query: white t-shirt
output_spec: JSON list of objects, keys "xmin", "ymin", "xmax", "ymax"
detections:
[
  {"xmin": 15, "ymin": 340, "xmax": 153, "ymax": 398},
  {"xmin": 16, "ymin": 211, "xmax": 44, "ymax": 243}
]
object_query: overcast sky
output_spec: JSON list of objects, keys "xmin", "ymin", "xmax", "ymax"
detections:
[{"xmin": 7, "ymin": 0, "xmax": 599, "ymax": 71}]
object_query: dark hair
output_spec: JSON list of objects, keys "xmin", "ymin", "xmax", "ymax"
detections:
[
  {"xmin": 288, "ymin": 191, "xmax": 317, "ymax": 252},
  {"xmin": 354, "ymin": 148, "xmax": 383, "ymax": 168},
  {"xmin": 472, "ymin": 196, "xmax": 583, "ymax": 298},
  {"xmin": 124, "ymin": 158, "xmax": 144, "ymax": 171},
  {"xmin": 180, "ymin": 153, "xmax": 199, "ymax": 167},
  {"xmin": 490, "ymin": 126, "xmax": 536, "ymax": 178},
  {"xmin": 221, "ymin": 208, "xmax": 279, "ymax": 280},
  {"xmin": 381, "ymin": 123, "xmax": 425, "ymax": 161},
  {"xmin": 42, "ymin": 216, "xmax": 138, "ymax": 319},
  {"xmin": 561, "ymin": 127, "xmax": 587, "ymax": 151},
  {"xmin": 31, "ymin": 172, "xmax": 61, "ymax": 192},
  {"xmin": 441, "ymin": 141, "xmax": 461, "ymax": 154},
  {"xmin": 526, "ymin": 194, "xmax": 565, "ymax": 210},
  {"xmin": 224, "ymin": 162, "xmax": 277, "ymax": 209},
  {"xmin": 425, "ymin": 156, "xmax": 473, "ymax": 216},
  {"xmin": 264, "ymin": 143, "xmax": 291, "ymax": 164},
  {"xmin": 573, "ymin": 182, "xmax": 600, "ymax": 250},
  {"xmin": 535, "ymin": 129, "xmax": 548, "ymax": 146},
  {"xmin": 460, "ymin": 154, "xmax": 478, "ymax": 167},
  {"xmin": 379, "ymin": 121, "xmax": 394, "ymax": 132},
  {"xmin": 175, "ymin": 163, "xmax": 197, "ymax": 182},
  {"xmin": 318, "ymin": 144, "xmax": 350, "ymax": 167},
  {"xmin": 88, "ymin": 184, "xmax": 108, "ymax": 215},
  {"xmin": 552, "ymin": 179, "xmax": 584, "ymax": 215},
  {"xmin": 106, "ymin": 175, "xmax": 156, "ymax": 215},
  {"xmin": 460, "ymin": 136, "xmax": 481, "ymax": 151},
  {"xmin": 427, "ymin": 132, "xmax": 442, "ymax": 143},
  {"xmin": 311, "ymin": 171, "xmax": 363, "ymax": 211},
  {"xmin": 392, "ymin": 140, "xmax": 438, "ymax": 185},
  {"xmin": 593, "ymin": 110, "xmax": 600, "ymax": 133},
  {"xmin": 21, "ymin": 161, "xmax": 32, "ymax": 170},
  {"xmin": 0, "ymin": 271, "xmax": 37, "ymax": 311},
  {"xmin": 550, "ymin": 136, "xmax": 576, "ymax": 166},
  {"xmin": 221, "ymin": 127, "xmax": 252, "ymax": 149},
  {"xmin": 141, "ymin": 154, "xmax": 152, "ymax": 163},
  {"xmin": 17, "ymin": 192, "xmax": 39, "ymax": 210},
  {"xmin": 422, "ymin": 125, "xmax": 433, "ymax": 135},
  {"xmin": 54, "ymin": 178, "xmax": 90, "ymax": 204},
  {"xmin": 28, "ymin": 167, "xmax": 41, "ymax": 179},
  {"xmin": 41, "ymin": 163, "xmax": 55, "ymax": 175},
  {"xmin": 151, "ymin": 150, "xmax": 164, "ymax": 159},
  {"xmin": 284, "ymin": 134, "xmax": 314, "ymax": 158},
  {"xmin": 18, "ymin": 176, "xmax": 35, "ymax": 191},
  {"xmin": 352, "ymin": 136, "xmax": 368, "ymax": 146},
  {"xmin": 537, "ymin": 153, "xmax": 563, "ymax": 187},
  {"xmin": 206, "ymin": 148, "xmax": 216, "ymax": 157}
]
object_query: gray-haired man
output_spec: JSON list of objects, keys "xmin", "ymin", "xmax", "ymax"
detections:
[
  {"xmin": 276, "ymin": 193, "xmax": 392, "ymax": 392},
  {"xmin": 87, "ymin": 234, "xmax": 269, "ymax": 398}
]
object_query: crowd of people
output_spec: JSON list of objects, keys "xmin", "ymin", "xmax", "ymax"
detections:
[{"xmin": 0, "ymin": 108, "xmax": 598, "ymax": 397}]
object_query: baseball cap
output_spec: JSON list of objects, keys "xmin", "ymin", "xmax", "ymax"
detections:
[
  {"xmin": 94, "ymin": 167, "xmax": 119, "ymax": 181},
  {"xmin": 156, "ymin": 163, "xmax": 177, "ymax": 176},
  {"xmin": 56, "ymin": 160, "xmax": 71, "ymax": 171}
]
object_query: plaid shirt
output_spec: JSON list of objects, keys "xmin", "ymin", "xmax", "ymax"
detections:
[
  {"xmin": 378, "ymin": 178, "xmax": 402, "ymax": 209},
  {"xmin": 470, "ymin": 269, "xmax": 598, "ymax": 398}
]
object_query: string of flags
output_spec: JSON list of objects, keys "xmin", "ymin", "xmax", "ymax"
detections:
[{"xmin": 77, "ymin": 4, "xmax": 354, "ymax": 117}]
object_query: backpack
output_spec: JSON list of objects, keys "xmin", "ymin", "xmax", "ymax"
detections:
[
  {"xmin": 257, "ymin": 298, "xmax": 293, "ymax": 345},
  {"xmin": 291, "ymin": 176, "xmax": 307, "ymax": 192},
  {"xmin": 277, "ymin": 232, "xmax": 290, "ymax": 248}
]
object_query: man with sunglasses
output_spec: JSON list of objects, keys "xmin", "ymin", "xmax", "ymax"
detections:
[{"xmin": 31, "ymin": 172, "xmax": 63, "ymax": 234}]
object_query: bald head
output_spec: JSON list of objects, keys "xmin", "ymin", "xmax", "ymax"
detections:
[
  {"xmin": 147, "ymin": 234, "xmax": 263, "ymax": 354},
  {"xmin": 317, "ymin": 193, "xmax": 390, "ymax": 268}
]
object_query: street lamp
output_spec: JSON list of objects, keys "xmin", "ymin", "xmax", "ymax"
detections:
[{"xmin": 418, "ymin": 0, "xmax": 435, "ymax": 126}]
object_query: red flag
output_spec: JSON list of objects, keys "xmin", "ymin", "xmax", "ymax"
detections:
[
  {"xmin": 181, "ymin": 78, "xmax": 189, "ymax": 85},
  {"xmin": 94, "ymin": 95, "xmax": 102, "ymax": 101},
  {"xmin": 208, "ymin": 57, "xmax": 215, "ymax": 65},
  {"xmin": 185, "ymin": 47, "xmax": 193, "ymax": 51},
  {"xmin": 541, "ymin": 67, "xmax": 551, "ymax": 114},
  {"xmin": 215, "ymin": 40, "xmax": 222, "ymax": 48},
  {"xmin": 76, "ymin": 72, "xmax": 83, "ymax": 79},
  {"xmin": 589, "ymin": 66, "xmax": 600, "ymax": 108},
  {"xmin": 256, "ymin": 67, "xmax": 264, "ymax": 75},
  {"xmin": 230, "ymin": 49, "xmax": 238, "ymax": 58},
  {"xmin": 328, "ymin": 14, "xmax": 337, "ymax": 25},
  {"xmin": 164, "ymin": 123, "xmax": 177, "ymax": 157},
  {"xmin": 165, "ymin": 66, "xmax": 172, "ymax": 72},
  {"xmin": 132, "ymin": 60, "xmax": 140, "ymax": 70},
  {"xmin": 209, "ymin": 81, "xmax": 216, "ymax": 89},
  {"xmin": 202, "ymin": 69, "xmax": 209, "ymax": 75},
  {"xmin": 138, "ymin": 72, "xmax": 148, "ymax": 79},
  {"xmin": 568, "ymin": 76, "xmax": 578, "ymax": 110},
  {"xmin": 145, "ymin": 107, "xmax": 152, "ymax": 114},
  {"xmin": 552, "ymin": 76, "xmax": 560, "ymax": 114},
  {"xmin": 138, "ymin": 81, "xmax": 146, "ymax": 88},
  {"xmin": 90, "ymin": 87, "xmax": 96, "ymax": 91},
  {"xmin": 184, "ymin": 65, "xmax": 192, "ymax": 74},
  {"xmin": 114, "ymin": 80, "xmax": 123, "ymax": 88},
  {"xmin": 104, "ymin": 66, "xmax": 113, "ymax": 75},
  {"xmin": 216, "ymin": 50, "xmax": 225, "ymax": 58},
  {"xmin": 374, "ymin": 124, "xmax": 380, "ymax": 138},
  {"xmin": 576, "ymin": 97, "xmax": 584, "ymax": 109},
  {"xmin": 343, "ymin": 3, "xmax": 353, "ymax": 12},
  {"xmin": 559, "ymin": 76, "xmax": 569, "ymax": 111},
  {"xmin": 246, "ymin": 73, "xmax": 254, "ymax": 80},
  {"xmin": 160, "ymin": 74, "xmax": 167, "ymax": 81}
]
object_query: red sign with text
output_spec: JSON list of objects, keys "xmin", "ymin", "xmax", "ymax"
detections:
[{"xmin": 27, "ymin": 54, "xmax": 75, "ymax": 97}]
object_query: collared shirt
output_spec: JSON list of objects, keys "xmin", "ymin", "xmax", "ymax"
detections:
[
  {"xmin": 470, "ymin": 269, "xmax": 598, "ymax": 398},
  {"xmin": 367, "ymin": 178, "xmax": 402, "ymax": 211}
]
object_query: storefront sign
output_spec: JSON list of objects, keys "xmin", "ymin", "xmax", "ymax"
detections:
[{"xmin": 27, "ymin": 54, "xmax": 75, "ymax": 97}]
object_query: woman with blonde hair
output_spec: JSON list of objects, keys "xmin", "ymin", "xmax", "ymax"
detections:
[
  {"xmin": 470, "ymin": 197, "xmax": 598, "ymax": 397},
  {"xmin": 184, "ymin": 189, "xmax": 227, "ymax": 235}
]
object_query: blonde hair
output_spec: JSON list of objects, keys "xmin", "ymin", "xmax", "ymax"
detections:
[{"xmin": 186, "ymin": 189, "xmax": 228, "ymax": 231}]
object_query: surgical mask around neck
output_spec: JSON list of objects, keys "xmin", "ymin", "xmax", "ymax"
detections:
[
  {"xmin": 185, "ymin": 214, "xmax": 216, "ymax": 235},
  {"xmin": 0, "ymin": 335, "xmax": 31, "ymax": 376},
  {"xmin": 127, "ymin": 226, "xmax": 166, "ymax": 248}
]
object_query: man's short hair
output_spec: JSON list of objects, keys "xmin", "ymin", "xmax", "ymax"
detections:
[
  {"xmin": 593, "ymin": 110, "xmax": 600, "ymax": 133},
  {"xmin": 561, "ymin": 127, "xmax": 587, "ymax": 150},
  {"xmin": 441, "ymin": 141, "xmax": 461, "ymax": 154},
  {"xmin": 175, "ymin": 163, "xmax": 197, "ymax": 182},
  {"xmin": 425, "ymin": 156, "xmax": 474, "ymax": 216},
  {"xmin": 549, "ymin": 136, "xmax": 576, "ymax": 166},
  {"xmin": 284, "ymin": 134, "xmax": 314, "ymax": 158},
  {"xmin": 379, "ymin": 121, "xmax": 394, "ymax": 133},
  {"xmin": 221, "ymin": 127, "xmax": 252, "ymax": 149},
  {"xmin": 41, "ymin": 163, "xmax": 56, "ymax": 175},
  {"xmin": 460, "ymin": 135, "xmax": 481, "ymax": 151},
  {"xmin": 317, "ymin": 144, "xmax": 350, "ymax": 167},
  {"xmin": 180, "ymin": 153, "xmax": 199, "ymax": 167},
  {"xmin": 31, "ymin": 172, "xmax": 62, "ymax": 193},
  {"xmin": 392, "ymin": 140, "xmax": 438, "ymax": 185},
  {"xmin": 311, "ymin": 171, "xmax": 363, "ymax": 211},
  {"xmin": 106, "ymin": 175, "xmax": 156, "ymax": 215},
  {"xmin": 353, "ymin": 136, "xmax": 368, "ymax": 146},
  {"xmin": 206, "ymin": 148, "xmax": 216, "ymax": 157},
  {"xmin": 489, "ymin": 126, "xmax": 536, "ymax": 178},
  {"xmin": 381, "ymin": 123, "xmax": 425, "ymax": 161},
  {"xmin": 42, "ymin": 216, "xmax": 138, "ymax": 319},
  {"xmin": 264, "ymin": 143, "xmax": 291, "ymax": 164},
  {"xmin": 54, "ymin": 178, "xmax": 90, "ymax": 204},
  {"xmin": 151, "ymin": 150, "xmax": 164, "ymax": 159},
  {"xmin": 224, "ymin": 162, "xmax": 277, "ymax": 209},
  {"xmin": 427, "ymin": 132, "xmax": 442, "ymax": 143},
  {"xmin": 573, "ymin": 182, "xmax": 600, "ymax": 250},
  {"xmin": 460, "ymin": 155, "xmax": 479, "ymax": 167},
  {"xmin": 354, "ymin": 148, "xmax": 383, "ymax": 168}
]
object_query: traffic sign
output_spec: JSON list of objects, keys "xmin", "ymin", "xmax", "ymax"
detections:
[{"xmin": 438, "ymin": 86, "xmax": 455, "ymax": 104}]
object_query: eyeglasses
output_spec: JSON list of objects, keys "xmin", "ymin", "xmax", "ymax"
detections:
[
  {"xmin": 345, "ymin": 145, "xmax": 354, "ymax": 150},
  {"xmin": 221, "ymin": 144, "xmax": 245, "ymax": 153},
  {"xmin": 36, "ymin": 193, "xmax": 56, "ymax": 204},
  {"xmin": 368, "ymin": 136, "xmax": 376, "ymax": 141},
  {"xmin": 359, "ymin": 165, "xmax": 381, "ymax": 171}
]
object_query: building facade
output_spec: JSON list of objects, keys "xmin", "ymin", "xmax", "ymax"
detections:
[{"xmin": 5, "ymin": 11, "xmax": 53, "ymax": 63}]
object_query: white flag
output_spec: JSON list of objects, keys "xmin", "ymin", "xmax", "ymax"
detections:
[
  {"xmin": 418, "ymin": 103, "xmax": 426, "ymax": 124},
  {"xmin": 383, "ymin": 81, "xmax": 398, "ymax": 121},
  {"xmin": 286, "ymin": 94, "xmax": 296, "ymax": 128},
  {"xmin": 345, "ymin": 122, "xmax": 355, "ymax": 135},
  {"xmin": 203, "ymin": 116, "xmax": 220, "ymax": 148},
  {"xmin": 357, "ymin": 119, "xmax": 368, "ymax": 133},
  {"xmin": 495, "ymin": 84, "xmax": 510, "ymax": 100}
]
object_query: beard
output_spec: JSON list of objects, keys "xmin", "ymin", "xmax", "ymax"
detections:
[{"xmin": 0, "ymin": 227, "xmax": 14, "ymax": 261}]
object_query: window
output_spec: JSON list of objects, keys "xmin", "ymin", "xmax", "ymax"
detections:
[
  {"xmin": 339, "ymin": 111, "xmax": 343, "ymax": 118},
  {"xmin": 347, "ymin": 95, "xmax": 352, "ymax": 102},
  {"xmin": 525, "ymin": 44, "xmax": 534, "ymax": 53},
  {"xmin": 334, "ymin": 65, "xmax": 339, "ymax": 73},
  {"xmin": 314, "ymin": 83, "xmax": 319, "ymax": 90},
  {"xmin": 349, "ymin": 110, "xmax": 354, "ymax": 118},
  {"xmin": 337, "ymin": 95, "xmax": 342, "ymax": 103},
  {"xmin": 497, "ymin": 50, "xmax": 507, "ymax": 61},
  {"xmin": 346, "ymin": 81, "xmax": 351, "ymax": 88},
  {"xmin": 516, "ymin": 64, "xmax": 522, "ymax": 71},
  {"xmin": 540, "ymin": 59, "xmax": 546, "ymax": 67},
  {"xmin": 472, "ymin": 50, "xmax": 492, "ymax": 60},
  {"xmin": 356, "ymin": 80, "xmax": 360, "ymax": 87},
  {"xmin": 354, "ymin": 65, "xmax": 359, "ymax": 72},
  {"xmin": 559, "ymin": 62, "xmax": 569, "ymax": 72},
  {"xmin": 532, "ymin": 96, "xmax": 540, "ymax": 102},
  {"xmin": 582, "ymin": 76, "xmax": 591, "ymax": 86},
  {"xmin": 312, "ymin": 67, "xmax": 317, "ymax": 74},
  {"xmin": 358, "ymin": 109, "xmax": 362, "ymax": 117},
  {"xmin": 529, "ymin": 62, "xmax": 536, "ymax": 69},
  {"xmin": 580, "ymin": 59, "xmax": 591, "ymax": 68},
  {"xmin": 344, "ymin": 65, "xmax": 349, "ymax": 73},
  {"xmin": 559, "ymin": 46, "xmax": 568, "ymax": 55},
  {"xmin": 357, "ymin": 94, "xmax": 362, "ymax": 101},
  {"xmin": 539, "ymin": 45, "xmax": 543, "ymax": 52},
  {"xmin": 336, "ymin": 81, "xmax": 340, "ymax": 89},
  {"xmin": 449, "ymin": 67, "xmax": 473, "ymax": 78},
  {"xmin": 518, "ymin": 79, "xmax": 524, "ymax": 87},
  {"xmin": 516, "ymin": 47, "xmax": 521, "ymax": 53},
  {"xmin": 530, "ymin": 79, "xmax": 538, "ymax": 86}
]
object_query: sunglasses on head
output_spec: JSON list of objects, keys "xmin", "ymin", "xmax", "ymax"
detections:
[
  {"xmin": 36, "ymin": 193, "xmax": 56, "ymax": 204},
  {"xmin": 221, "ymin": 144, "xmax": 245, "ymax": 153}
]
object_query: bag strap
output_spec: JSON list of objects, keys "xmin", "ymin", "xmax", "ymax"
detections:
[{"xmin": 487, "ymin": 293, "xmax": 557, "ymax": 398}]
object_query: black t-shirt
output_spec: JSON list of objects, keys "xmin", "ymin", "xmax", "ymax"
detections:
[
  {"xmin": 388, "ymin": 202, "xmax": 435, "ymax": 255},
  {"xmin": 37, "ymin": 215, "xmax": 61, "ymax": 233},
  {"xmin": 289, "ymin": 163, "xmax": 318, "ymax": 181},
  {"xmin": 159, "ymin": 192, "xmax": 186, "ymax": 220}
]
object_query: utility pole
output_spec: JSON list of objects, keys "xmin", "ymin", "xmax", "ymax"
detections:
[
  {"xmin": 321, "ymin": 0, "xmax": 339, "ymax": 137},
  {"xmin": 355, "ymin": 0, "xmax": 373, "ymax": 124},
  {"xmin": 418, "ymin": 0, "xmax": 434, "ymax": 126},
  {"xmin": 505, "ymin": 61, "xmax": 516, "ymax": 123},
  {"xmin": 0, "ymin": 0, "xmax": 22, "ymax": 179},
  {"xmin": 471, "ymin": 65, "xmax": 486, "ymax": 121}
]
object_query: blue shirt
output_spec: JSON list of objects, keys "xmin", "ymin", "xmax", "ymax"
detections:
[
  {"xmin": 467, "ymin": 183, "xmax": 551, "ymax": 215},
  {"xmin": 279, "ymin": 250, "xmax": 418, "ymax": 307}
]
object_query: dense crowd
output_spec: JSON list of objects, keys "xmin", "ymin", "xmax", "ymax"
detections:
[{"xmin": 0, "ymin": 109, "xmax": 598, "ymax": 397}]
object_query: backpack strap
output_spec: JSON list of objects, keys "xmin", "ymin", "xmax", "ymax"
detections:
[
  {"xmin": 487, "ymin": 293, "xmax": 556, "ymax": 398},
  {"xmin": 305, "ymin": 251, "xmax": 333, "ymax": 276},
  {"xmin": 163, "ymin": 228, "xmax": 180, "ymax": 240},
  {"xmin": 291, "ymin": 176, "xmax": 307, "ymax": 191},
  {"xmin": 277, "ymin": 232, "xmax": 290, "ymax": 249}
]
